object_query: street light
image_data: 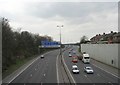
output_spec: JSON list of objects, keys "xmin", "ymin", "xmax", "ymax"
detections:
[{"xmin": 57, "ymin": 25, "xmax": 64, "ymax": 56}]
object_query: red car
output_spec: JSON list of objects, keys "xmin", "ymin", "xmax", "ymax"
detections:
[{"xmin": 72, "ymin": 58, "xmax": 78, "ymax": 63}]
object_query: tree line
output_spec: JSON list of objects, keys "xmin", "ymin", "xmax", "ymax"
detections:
[{"xmin": 2, "ymin": 18, "xmax": 53, "ymax": 72}]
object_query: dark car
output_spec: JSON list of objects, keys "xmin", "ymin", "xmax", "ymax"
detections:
[{"xmin": 41, "ymin": 55, "xmax": 44, "ymax": 59}]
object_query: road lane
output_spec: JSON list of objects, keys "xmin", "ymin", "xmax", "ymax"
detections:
[
  {"xmin": 63, "ymin": 47, "xmax": 118, "ymax": 84},
  {"xmin": 11, "ymin": 50, "xmax": 59, "ymax": 83}
]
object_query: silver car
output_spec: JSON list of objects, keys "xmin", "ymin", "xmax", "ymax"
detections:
[{"xmin": 84, "ymin": 66, "xmax": 94, "ymax": 74}]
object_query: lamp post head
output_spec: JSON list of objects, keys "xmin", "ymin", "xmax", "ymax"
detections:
[{"xmin": 57, "ymin": 25, "xmax": 64, "ymax": 27}]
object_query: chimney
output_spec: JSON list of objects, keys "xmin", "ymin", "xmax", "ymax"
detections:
[
  {"xmin": 111, "ymin": 31, "xmax": 113, "ymax": 34},
  {"xmin": 103, "ymin": 33, "xmax": 105, "ymax": 35}
]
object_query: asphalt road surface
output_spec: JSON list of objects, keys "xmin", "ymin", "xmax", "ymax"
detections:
[
  {"xmin": 10, "ymin": 50, "xmax": 59, "ymax": 83},
  {"xmin": 2, "ymin": 46, "xmax": 119, "ymax": 85},
  {"xmin": 63, "ymin": 46, "xmax": 119, "ymax": 84}
]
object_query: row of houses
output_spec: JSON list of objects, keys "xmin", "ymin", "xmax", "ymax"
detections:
[{"xmin": 90, "ymin": 31, "xmax": 120, "ymax": 44}]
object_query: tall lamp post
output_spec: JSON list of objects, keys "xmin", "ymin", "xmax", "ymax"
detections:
[{"xmin": 57, "ymin": 25, "xmax": 64, "ymax": 56}]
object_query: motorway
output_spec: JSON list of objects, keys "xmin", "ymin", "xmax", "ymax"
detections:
[
  {"xmin": 2, "ymin": 46, "xmax": 120, "ymax": 84},
  {"xmin": 63, "ymin": 46, "xmax": 119, "ymax": 84},
  {"xmin": 10, "ymin": 50, "xmax": 59, "ymax": 83}
]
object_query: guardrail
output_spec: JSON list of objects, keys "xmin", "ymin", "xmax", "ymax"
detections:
[{"xmin": 60, "ymin": 54, "xmax": 76, "ymax": 85}]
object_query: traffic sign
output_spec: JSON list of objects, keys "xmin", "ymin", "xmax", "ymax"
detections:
[{"xmin": 41, "ymin": 41, "xmax": 60, "ymax": 48}]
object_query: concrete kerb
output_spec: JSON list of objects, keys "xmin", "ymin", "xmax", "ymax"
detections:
[
  {"xmin": 56, "ymin": 54, "xmax": 60, "ymax": 84},
  {"xmin": 61, "ymin": 54, "xmax": 76, "ymax": 84}
]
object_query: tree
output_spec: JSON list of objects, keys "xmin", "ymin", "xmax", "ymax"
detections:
[
  {"xmin": 2, "ymin": 18, "xmax": 17, "ymax": 70},
  {"xmin": 80, "ymin": 36, "xmax": 88, "ymax": 44},
  {"xmin": 2, "ymin": 18, "xmax": 54, "ymax": 73}
]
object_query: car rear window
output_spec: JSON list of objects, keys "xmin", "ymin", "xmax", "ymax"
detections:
[
  {"xmin": 84, "ymin": 57, "xmax": 89, "ymax": 59},
  {"xmin": 86, "ymin": 67, "xmax": 92, "ymax": 70}
]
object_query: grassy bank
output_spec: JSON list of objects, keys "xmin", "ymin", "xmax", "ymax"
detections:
[
  {"xmin": 2, "ymin": 56, "xmax": 36, "ymax": 79},
  {"xmin": 78, "ymin": 47, "xmax": 81, "ymax": 53}
]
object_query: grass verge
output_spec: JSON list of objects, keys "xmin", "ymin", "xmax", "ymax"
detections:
[{"xmin": 2, "ymin": 56, "xmax": 36, "ymax": 79}]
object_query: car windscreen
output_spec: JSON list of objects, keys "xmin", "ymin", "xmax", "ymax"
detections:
[
  {"xmin": 73, "ymin": 68, "xmax": 78, "ymax": 70},
  {"xmin": 86, "ymin": 67, "xmax": 92, "ymax": 70}
]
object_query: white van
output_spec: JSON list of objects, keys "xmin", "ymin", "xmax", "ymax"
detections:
[{"xmin": 82, "ymin": 54, "xmax": 90, "ymax": 63}]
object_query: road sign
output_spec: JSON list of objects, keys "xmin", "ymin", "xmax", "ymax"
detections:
[{"xmin": 41, "ymin": 41, "xmax": 60, "ymax": 48}]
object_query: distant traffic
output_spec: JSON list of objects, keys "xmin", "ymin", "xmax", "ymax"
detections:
[{"xmin": 68, "ymin": 48, "xmax": 93, "ymax": 74}]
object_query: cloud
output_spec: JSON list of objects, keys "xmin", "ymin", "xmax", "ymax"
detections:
[
  {"xmin": 24, "ymin": 2, "xmax": 117, "ymax": 26},
  {"xmin": 0, "ymin": 1, "xmax": 118, "ymax": 43},
  {"xmin": 25, "ymin": 2, "xmax": 117, "ymax": 18}
]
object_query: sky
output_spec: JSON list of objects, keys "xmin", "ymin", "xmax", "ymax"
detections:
[{"xmin": 0, "ymin": 0, "xmax": 119, "ymax": 44}]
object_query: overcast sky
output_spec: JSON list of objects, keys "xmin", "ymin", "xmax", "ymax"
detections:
[{"xmin": 0, "ymin": 0, "xmax": 118, "ymax": 44}]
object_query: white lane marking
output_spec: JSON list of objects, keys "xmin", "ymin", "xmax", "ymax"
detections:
[
  {"xmin": 62, "ymin": 55, "xmax": 76, "ymax": 84},
  {"xmin": 8, "ymin": 51, "xmax": 54, "ymax": 83},
  {"xmin": 108, "ymin": 82, "xmax": 114, "ymax": 85},
  {"xmin": 43, "ymin": 74, "xmax": 46, "ymax": 76},
  {"xmin": 97, "ymin": 74, "xmax": 100, "ymax": 76},
  {"xmin": 30, "ymin": 74, "xmax": 32, "ymax": 77},
  {"xmin": 84, "ymin": 75, "xmax": 87, "ymax": 77},
  {"xmin": 56, "ymin": 55, "xmax": 59, "ymax": 84},
  {"xmin": 84, "ymin": 74, "xmax": 92, "ymax": 83},
  {"xmin": 92, "ymin": 64, "xmax": 120, "ymax": 79}
]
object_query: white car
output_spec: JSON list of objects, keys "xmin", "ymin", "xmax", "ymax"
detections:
[
  {"xmin": 84, "ymin": 66, "xmax": 94, "ymax": 74},
  {"xmin": 41, "ymin": 55, "xmax": 44, "ymax": 59},
  {"xmin": 69, "ymin": 54, "xmax": 72, "ymax": 57},
  {"xmin": 72, "ymin": 65, "xmax": 79, "ymax": 74}
]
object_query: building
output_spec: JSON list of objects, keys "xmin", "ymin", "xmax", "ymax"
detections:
[{"xmin": 90, "ymin": 31, "xmax": 120, "ymax": 44}]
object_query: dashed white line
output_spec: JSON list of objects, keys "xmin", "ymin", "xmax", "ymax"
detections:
[
  {"xmin": 97, "ymin": 74, "xmax": 100, "ymax": 76},
  {"xmin": 30, "ymin": 74, "xmax": 32, "ymax": 77},
  {"xmin": 84, "ymin": 74, "xmax": 92, "ymax": 83},
  {"xmin": 8, "ymin": 51, "xmax": 54, "ymax": 83},
  {"xmin": 43, "ymin": 74, "xmax": 46, "ymax": 76},
  {"xmin": 84, "ymin": 75, "xmax": 87, "ymax": 77}
]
